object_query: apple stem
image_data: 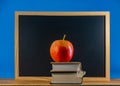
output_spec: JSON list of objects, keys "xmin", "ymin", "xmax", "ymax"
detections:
[{"xmin": 63, "ymin": 34, "xmax": 66, "ymax": 40}]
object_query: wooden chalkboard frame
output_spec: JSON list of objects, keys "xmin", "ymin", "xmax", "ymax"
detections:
[{"xmin": 15, "ymin": 12, "xmax": 110, "ymax": 81}]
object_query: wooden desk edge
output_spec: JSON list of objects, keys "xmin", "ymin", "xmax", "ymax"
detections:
[{"xmin": 0, "ymin": 79, "xmax": 120, "ymax": 85}]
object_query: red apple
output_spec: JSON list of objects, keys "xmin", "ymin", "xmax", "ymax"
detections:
[{"xmin": 50, "ymin": 34, "xmax": 74, "ymax": 62}]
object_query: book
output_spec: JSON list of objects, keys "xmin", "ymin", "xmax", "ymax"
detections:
[
  {"xmin": 51, "ymin": 70, "xmax": 78, "ymax": 73},
  {"xmin": 51, "ymin": 71, "xmax": 86, "ymax": 84},
  {"xmin": 51, "ymin": 62, "xmax": 81, "ymax": 71}
]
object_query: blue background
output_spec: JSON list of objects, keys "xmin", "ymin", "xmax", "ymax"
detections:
[{"xmin": 0, "ymin": 0, "xmax": 120, "ymax": 79}]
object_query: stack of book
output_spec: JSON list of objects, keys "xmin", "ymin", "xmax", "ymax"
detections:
[{"xmin": 50, "ymin": 62, "xmax": 86, "ymax": 84}]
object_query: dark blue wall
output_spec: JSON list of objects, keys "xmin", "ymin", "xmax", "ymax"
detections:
[{"xmin": 0, "ymin": 0, "xmax": 120, "ymax": 79}]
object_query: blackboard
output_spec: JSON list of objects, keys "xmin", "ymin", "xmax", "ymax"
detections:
[{"xmin": 15, "ymin": 12, "xmax": 110, "ymax": 81}]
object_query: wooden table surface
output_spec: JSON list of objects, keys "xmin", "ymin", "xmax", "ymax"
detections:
[{"xmin": 0, "ymin": 79, "xmax": 120, "ymax": 85}]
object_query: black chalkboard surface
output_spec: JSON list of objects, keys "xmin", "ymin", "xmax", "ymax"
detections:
[{"xmin": 15, "ymin": 12, "xmax": 110, "ymax": 81}]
